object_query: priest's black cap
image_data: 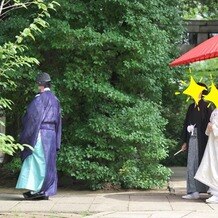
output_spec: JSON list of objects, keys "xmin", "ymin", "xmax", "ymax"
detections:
[{"xmin": 36, "ymin": 72, "xmax": 51, "ymax": 85}]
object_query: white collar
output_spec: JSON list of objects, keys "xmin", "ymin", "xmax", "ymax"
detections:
[{"xmin": 36, "ymin": 88, "xmax": 50, "ymax": 97}]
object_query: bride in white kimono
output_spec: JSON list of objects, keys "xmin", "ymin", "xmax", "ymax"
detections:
[{"xmin": 195, "ymin": 108, "xmax": 218, "ymax": 203}]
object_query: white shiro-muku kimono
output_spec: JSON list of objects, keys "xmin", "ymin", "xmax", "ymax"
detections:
[{"xmin": 195, "ymin": 109, "xmax": 218, "ymax": 194}]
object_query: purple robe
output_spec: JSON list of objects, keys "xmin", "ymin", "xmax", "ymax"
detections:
[{"xmin": 19, "ymin": 90, "xmax": 62, "ymax": 196}]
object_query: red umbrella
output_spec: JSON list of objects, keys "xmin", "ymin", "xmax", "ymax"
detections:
[{"xmin": 170, "ymin": 35, "xmax": 218, "ymax": 67}]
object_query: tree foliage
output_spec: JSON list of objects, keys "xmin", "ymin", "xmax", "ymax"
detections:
[
  {"xmin": 1, "ymin": 0, "xmax": 184, "ymax": 189},
  {"xmin": 182, "ymin": 0, "xmax": 218, "ymax": 19},
  {"xmin": 0, "ymin": 0, "xmax": 58, "ymax": 155}
]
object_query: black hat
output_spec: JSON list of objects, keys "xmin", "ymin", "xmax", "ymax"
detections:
[
  {"xmin": 36, "ymin": 72, "xmax": 51, "ymax": 85},
  {"xmin": 197, "ymin": 82, "xmax": 208, "ymax": 96}
]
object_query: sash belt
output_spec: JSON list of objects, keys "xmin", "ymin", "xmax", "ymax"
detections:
[{"xmin": 40, "ymin": 123, "xmax": 56, "ymax": 130}]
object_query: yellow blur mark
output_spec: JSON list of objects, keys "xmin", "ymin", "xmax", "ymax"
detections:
[
  {"xmin": 183, "ymin": 76, "xmax": 206, "ymax": 105},
  {"xmin": 204, "ymin": 83, "xmax": 218, "ymax": 108}
]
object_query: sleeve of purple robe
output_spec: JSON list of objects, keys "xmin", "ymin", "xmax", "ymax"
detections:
[{"xmin": 19, "ymin": 96, "xmax": 45, "ymax": 161}]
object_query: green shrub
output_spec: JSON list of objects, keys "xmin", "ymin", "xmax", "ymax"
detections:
[{"xmin": 58, "ymin": 101, "xmax": 171, "ymax": 189}]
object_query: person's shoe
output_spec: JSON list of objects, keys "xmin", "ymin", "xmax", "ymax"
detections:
[
  {"xmin": 182, "ymin": 192, "xmax": 200, "ymax": 200},
  {"xmin": 37, "ymin": 195, "xmax": 49, "ymax": 200},
  {"xmin": 25, "ymin": 192, "xmax": 49, "ymax": 200},
  {"xmin": 206, "ymin": 195, "xmax": 218, "ymax": 204},
  {"xmin": 23, "ymin": 191, "xmax": 32, "ymax": 199}
]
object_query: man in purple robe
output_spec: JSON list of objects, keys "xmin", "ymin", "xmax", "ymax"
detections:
[{"xmin": 16, "ymin": 72, "xmax": 62, "ymax": 200}]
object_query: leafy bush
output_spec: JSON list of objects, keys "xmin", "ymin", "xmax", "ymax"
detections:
[{"xmin": 58, "ymin": 101, "xmax": 171, "ymax": 189}]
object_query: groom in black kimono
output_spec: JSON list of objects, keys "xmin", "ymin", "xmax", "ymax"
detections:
[{"xmin": 181, "ymin": 83, "xmax": 212, "ymax": 200}]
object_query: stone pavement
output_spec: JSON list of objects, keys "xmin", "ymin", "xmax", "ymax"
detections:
[{"xmin": 0, "ymin": 167, "xmax": 218, "ymax": 218}]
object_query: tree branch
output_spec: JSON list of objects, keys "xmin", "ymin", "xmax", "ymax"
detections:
[
  {"xmin": 0, "ymin": 1, "xmax": 34, "ymax": 20},
  {"xmin": 0, "ymin": 0, "xmax": 5, "ymax": 15},
  {"xmin": 2, "ymin": 1, "xmax": 32, "ymax": 11},
  {"xmin": 4, "ymin": 0, "xmax": 11, "ymax": 6},
  {"xmin": 0, "ymin": 5, "xmax": 24, "ymax": 19}
]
